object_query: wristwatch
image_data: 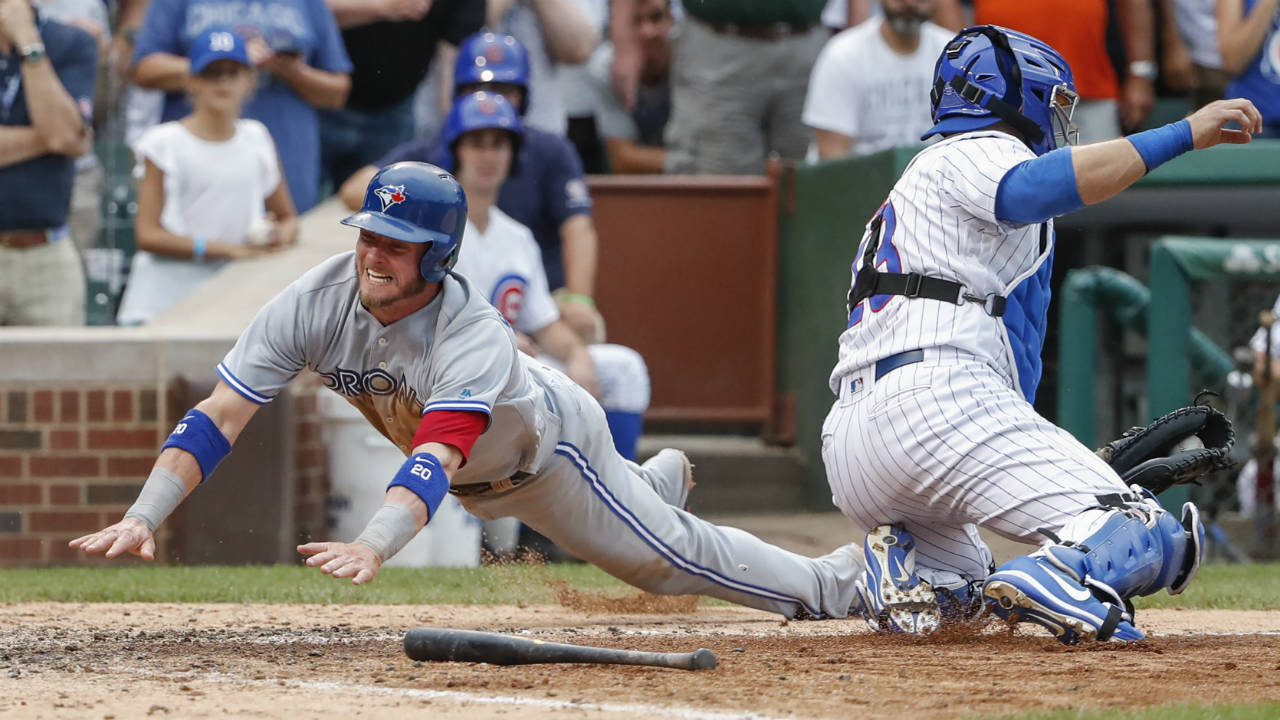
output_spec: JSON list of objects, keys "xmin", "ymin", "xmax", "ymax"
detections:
[
  {"xmin": 1128, "ymin": 60, "xmax": 1157, "ymax": 81},
  {"xmin": 19, "ymin": 42, "xmax": 47, "ymax": 66}
]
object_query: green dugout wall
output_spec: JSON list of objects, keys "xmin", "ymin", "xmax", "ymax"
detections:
[
  {"xmin": 776, "ymin": 147, "xmax": 920, "ymax": 505},
  {"xmin": 777, "ymin": 142, "xmax": 1280, "ymax": 506}
]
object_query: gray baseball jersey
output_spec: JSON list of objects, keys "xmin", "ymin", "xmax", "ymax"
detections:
[
  {"xmin": 217, "ymin": 251, "xmax": 862, "ymax": 619},
  {"xmin": 218, "ymin": 251, "xmax": 558, "ymax": 485}
]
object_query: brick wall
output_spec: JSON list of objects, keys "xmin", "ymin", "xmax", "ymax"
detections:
[
  {"xmin": 0, "ymin": 384, "xmax": 166, "ymax": 566},
  {"xmin": 0, "ymin": 380, "xmax": 332, "ymax": 567},
  {"xmin": 292, "ymin": 378, "xmax": 331, "ymax": 547}
]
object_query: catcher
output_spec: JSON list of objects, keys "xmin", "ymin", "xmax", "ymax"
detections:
[{"xmin": 822, "ymin": 24, "xmax": 1246, "ymax": 644}]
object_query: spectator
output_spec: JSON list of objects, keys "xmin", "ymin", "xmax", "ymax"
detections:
[
  {"xmin": 1217, "ymin": 0, "xmax": 1280, "ymax": 136},
  {"xmin": 445, "ymin": 91, "xmax": 652, "ymax": 460},
  {"xmin": 489, "ymin": 0, "xmax": 600, "ymax": 135},
  {"xmin": 587, "ymin": 0, "xmax": 672, "ymax": 174},
  {"xmin": 1161, "ymin": 0, "xmax": 1216, "ymax": 107},
  {"xmin": 0, "ymin": 0, "xmax": 95, "ymax": 327},
  {"xmin": 558, "ymin": 0, "xmax": 609, "ymax": 172},
  {"xmin": 803, "ymin": 0, "xmax": 953, "ymax": 160},
  {"xmin": 116, "ymin": 29, "xmax": 297, "ymax": 325},
  {"xmin": 339, "ymin": 32, "xmax": 605, "ymax": 344},
  {"xmin": 318, "ymin": 0, "xmax": 484, "ymax": 190},
  {"xmin": 131, "ymin": 0, "xmax": 352, "ymax": 212},
  {"xmin": 973, "ymin": 0, "xmax": 1157, "ymax": 139},
  {"xmin": 641, "ymin": 0, "xmax": 829, "ymax": 174},
  {"xmin": 34, "ymin": 0, "xmax": 107, "ymax": 253}
]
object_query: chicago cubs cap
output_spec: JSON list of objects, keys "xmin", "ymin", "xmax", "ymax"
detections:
[{"xmin": 189, "ymin": 28, "xmax": 251, "ymax": 75}]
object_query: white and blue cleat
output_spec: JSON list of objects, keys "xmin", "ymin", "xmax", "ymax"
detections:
[
  {"xmin": 982, "ymin": 554, "xmax": 1145, "ymax": 644},
  {"xmin": 859, "ymin": 524, "xmax": 941, "ymax": 634}
]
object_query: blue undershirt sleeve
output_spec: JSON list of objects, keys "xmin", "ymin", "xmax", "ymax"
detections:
[{"xmin": 994, "ymin": 146, "xmax": 1084, "ymax": 225}]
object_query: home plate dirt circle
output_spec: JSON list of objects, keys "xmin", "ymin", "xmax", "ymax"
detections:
[{"xmin": 2, "ymin": 602, "xmax": 1279, "ymax": 719}]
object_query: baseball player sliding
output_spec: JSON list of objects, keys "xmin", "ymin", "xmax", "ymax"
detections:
[
  {"xmin": 69, "ymin": 161, "xmax": 864, "ymax": 620},
  {"xmin": 824, "ymin": 25, "xmax": 1256, "ymax": 642}
]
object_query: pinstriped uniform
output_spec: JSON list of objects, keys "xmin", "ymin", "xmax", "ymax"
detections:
[
  {"xmin": 218, "ymin": 252, "xmax": 862, "ymax": 619},
  {"xmin": 822, "ymin": 131, "xmax": 1129, "ymax": 582}
]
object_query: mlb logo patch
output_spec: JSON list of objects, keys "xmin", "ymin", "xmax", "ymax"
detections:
[
  {"xmin": 374, "ymin": 184, "xmax": 406, "ymax": 211},
  {"xmin": 850, "ymin": 377, "xmax": 863, "ymax": 394}
]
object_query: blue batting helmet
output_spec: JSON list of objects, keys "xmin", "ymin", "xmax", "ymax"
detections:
[
  {"xmin": 341, "ymin": 162, "xmax": 467, "ymax": 283},
  {"xmin": 454, "ymin": 32, "xmax": 530, "ymax": 112},
  {"xmin": 442, "ymin": 91, "xmax": 523, "ymax": 163},
  {"xmin": 443, "ymin": 91, "xmax": 523, "ymax": 146},
  {"xmin": 922, "ymin": 25, "xmax": 1078, "ymax": 156}
]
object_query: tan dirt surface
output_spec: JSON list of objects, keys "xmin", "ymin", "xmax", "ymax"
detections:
[{"xmin": 3, "ymin": 601, "xmax": 1280, "ymax": 719}]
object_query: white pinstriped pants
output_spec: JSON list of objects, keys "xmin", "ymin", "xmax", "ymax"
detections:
[{"xmin": 821, "ymin": 348, "xmax": 1130, "ymax": 582}]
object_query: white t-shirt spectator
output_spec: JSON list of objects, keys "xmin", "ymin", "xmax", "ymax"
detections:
[
  {"xmin": 452, "ymin": 207, "xmax": 561, "ymax": 335},
  {"xmin": 117, "ymin": 119, "xmax": 280, "ymax": 324},
  {"xmin": 803, "ymin": 17, "xmax": 953, "ymax": 157}
]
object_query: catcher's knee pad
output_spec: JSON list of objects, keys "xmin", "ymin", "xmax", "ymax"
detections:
[{"xmin": 1045, "ymin": 496, "xmax": 1204, "ymax": 608}]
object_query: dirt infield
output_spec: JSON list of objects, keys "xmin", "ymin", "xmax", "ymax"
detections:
[{"xmin": 3, "ymin": 600, "xmax": 1280, "ymax": 719}]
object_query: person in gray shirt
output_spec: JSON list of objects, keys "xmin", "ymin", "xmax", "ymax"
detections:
[{"xmin": 71, "ymin": 161, "xmax": 865, "ymax": 621}]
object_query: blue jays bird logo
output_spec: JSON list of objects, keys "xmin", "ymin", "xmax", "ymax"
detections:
[{"xmin": 374, "ymin": 184, "xmax": 407, "ymax": 212}]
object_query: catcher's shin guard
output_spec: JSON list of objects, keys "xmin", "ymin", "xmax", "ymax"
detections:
[
  {"xmin": 859, "ymin": 525, "xmax": 941, "ymax": 634},
  {"xmin": 1042, "ymin": 496, "xmax": 1205, "ymax": 605}
]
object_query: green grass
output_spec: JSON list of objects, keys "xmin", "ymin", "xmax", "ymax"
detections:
[
  {"xmin": 1131, "ymin": 562, "xmax": 1280, "ymax": 611},
  {"xmin": 992, "ymin": 702, "xmax": 1280, "ymax": 720},
  {"xmin": 1, "ymin": 561, "xmax": 1277, "ymax": 608},
  {"xmin": 0, "ymin": 563, "xmax": 632, "ymax": 604}
]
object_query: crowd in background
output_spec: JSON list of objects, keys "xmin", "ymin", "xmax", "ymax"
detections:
[{"xmin": 2, "ymin": 0, "xmax": 1280, "ymax": 330}]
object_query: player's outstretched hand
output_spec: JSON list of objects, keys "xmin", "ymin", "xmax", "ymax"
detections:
[
  {"xmin": 1187, "ymin": 98, "xmax": 1264, "ymax": 149},
  {"xmin": 298, "ymin": 541, "xmax": 381, "ymax": 585},
  {"xmin": 68, "ymin": 517, "xmax": 156, "ymax": 561}
]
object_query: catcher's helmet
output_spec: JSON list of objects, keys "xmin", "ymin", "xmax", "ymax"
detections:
[
  {"xmin": 922, "ymin": 25, "xmax": 1078, "ymax": 156},
  {"xmin": 341, "ymin": 162, "xmax": 467, "ymax": 283},
  {"xmin": 454, "ymin": 32, "xmax": 531, "ymax": 113},
  {"xmin": 442, "ymin": 90, "xmax": 523, "ymax": 174}
]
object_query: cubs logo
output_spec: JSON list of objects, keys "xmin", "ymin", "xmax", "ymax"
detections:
[
  {"xmin": 491, "ymin": 274, "xmax": 527, "ymax": 325},
  {"xmin": 374, "ymin": 184, "xmax": 407, "ymax": 212},
  {"xmin": 484, "ymin": 43, "xmax": 505, "ymax": 65},
  {"xmin": 477, "ymin": 94, "xmax": 499, "ymax": 115}
]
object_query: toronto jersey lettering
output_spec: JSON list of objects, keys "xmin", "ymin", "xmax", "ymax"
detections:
[
  {"xmin": 831, "ymin": 131, "xmax": 1053, "ymax": 396},
  {"xmin": 216, "ymin": 252, "xmax": 560, "ymax": 484}
]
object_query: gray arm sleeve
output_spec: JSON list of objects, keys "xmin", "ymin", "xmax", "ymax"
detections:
[
  {"xmin": 123, "ymin": 467, "xmax": 189, "ymax": 532},
  {"xmin": 352, "ymin": 503, "xmax": 421, "ymax": 563}
]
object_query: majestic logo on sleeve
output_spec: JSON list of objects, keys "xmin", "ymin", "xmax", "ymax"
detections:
[{"xmin": 374, "ymin": 185, "xmax": 407, "ymax": 212}]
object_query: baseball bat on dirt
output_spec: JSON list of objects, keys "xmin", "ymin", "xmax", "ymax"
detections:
[{"xmin": 404, "ymin": 627, "xmax": 717, "ymax": 671}]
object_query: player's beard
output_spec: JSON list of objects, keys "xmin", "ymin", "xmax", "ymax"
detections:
[{"xmin": 359, "ymin": 268, "xmax": 428, "ymax": 309}]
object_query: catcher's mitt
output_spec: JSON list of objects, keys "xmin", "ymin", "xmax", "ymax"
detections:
[{"xmin": 1096, "ymin": 404, "xmax": 1236, "ymax": 495}]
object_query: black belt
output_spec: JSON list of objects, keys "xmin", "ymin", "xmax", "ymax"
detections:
[
  {"xmin": 449, "ymin": 470, "xmax": 533, "ymax": 497},
  {"xmin": 874, "ymin": 349, "xmax": 924, "ymax": 380}
]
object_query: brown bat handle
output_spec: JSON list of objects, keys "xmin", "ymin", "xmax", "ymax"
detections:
[{"xmin": 404, "ymin": 628, "xmax": 717, "ymax": 671}]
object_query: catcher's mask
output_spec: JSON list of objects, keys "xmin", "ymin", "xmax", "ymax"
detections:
[{"xmin": 923, "ymin": 25, "xmax": 1079, "ymax": 156}]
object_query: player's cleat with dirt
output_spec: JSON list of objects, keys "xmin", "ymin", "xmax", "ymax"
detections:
[
  {"xmin": 859, "ymin": 524, "xmax": 941, "ymax": 634},
  {"xmin": 983, "ymin": 555, "xmax": 1144, "ymax": 644}
]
